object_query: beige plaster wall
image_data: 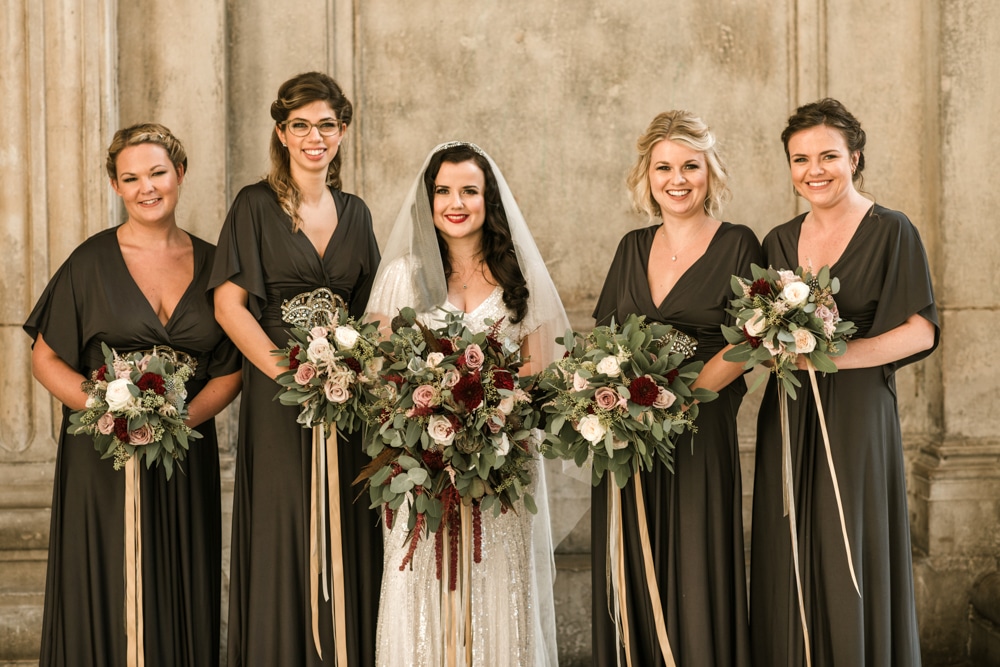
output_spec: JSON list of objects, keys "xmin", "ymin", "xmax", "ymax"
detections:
[{"xmin": 5, "ymin": 0, "xmax": 999, "ymax": 663}]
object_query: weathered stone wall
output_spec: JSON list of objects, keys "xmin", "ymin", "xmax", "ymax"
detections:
[{"xmin": 4, "ymin": 1, "xmax": 998, "ymax": 664}]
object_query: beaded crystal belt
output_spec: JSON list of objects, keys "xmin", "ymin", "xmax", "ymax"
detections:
[
  {"xmin": 281, "ymin": 287, "xmax": 346, "ymax": 329},
  {"xmin": 658, "ymin": 329, "xmax": 698, "ymax": 358}
]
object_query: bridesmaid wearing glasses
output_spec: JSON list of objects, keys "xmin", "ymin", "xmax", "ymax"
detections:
[{"xmin": 211, "ymin": 72, "xmax": 382, "ymax": 665}]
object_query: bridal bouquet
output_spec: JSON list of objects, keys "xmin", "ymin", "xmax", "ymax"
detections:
[
  {"xmin": 67, "ymin": 343, "xmax": 200, "ymax": 479},
  {"xmin": 361, "ymin": 308, "xmax": 539, "ymax": 579},
  {"xmin": 273, "ymin": 307, "xmax": 384, "ymax": 434},
  {"xmin": 535, "ymin": 313, "xmax": 715, "ymax": 488},
  {"xmin": 721, "ymin": 264, "xmax": 856, "ymax": 397}
]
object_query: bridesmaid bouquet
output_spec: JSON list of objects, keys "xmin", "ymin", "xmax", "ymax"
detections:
[
  {"xmin": 721, "ymin": 263, "xmax": 856, "ymax": 397},
  {"xmin": 535, "ymin": 313, "xmax": 714, "ymax": 488},
  {"xmin": 360, "ymin": 308, "xmax": 539, "ymax": 579},
  {"xmin": 67, "ymin": 342, "xmax": 200, "ymax": 480},
  {"xmin": 273, "ymin": 306, "xmax": 384, "ymax": 434}
]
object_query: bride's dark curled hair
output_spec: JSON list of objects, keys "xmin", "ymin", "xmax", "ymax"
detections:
[{"xmin": 423, "ymin": 144, "xmax": 529, "ymax": 324}]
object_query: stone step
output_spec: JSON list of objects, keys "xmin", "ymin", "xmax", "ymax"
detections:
[
  {"xmin": 0, "ymin": 552, "xmax": 46, "ymax": 596},
  {"xmin": 0, "ymin": 592, "xmax": 43, "ymax": 662}
]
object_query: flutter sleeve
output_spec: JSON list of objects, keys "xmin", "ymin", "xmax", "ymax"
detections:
[
  {"xmin": 868, "ymin": 208, "xmax": 939, "ymax": 370},
  {"xmin": 23, "ymin": 258, "xmax": 83, "ymax": 371},
  {"xmin": 209, "ymin": 185, "xmax": 269, "ymax": 320}
]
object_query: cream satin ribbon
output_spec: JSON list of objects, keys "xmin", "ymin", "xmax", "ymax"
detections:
[
  {"xmin": 442, "ymin": 505, "xmax": 474, "ymax": 667},
  {"xmin": 310, "ymin": 426, "xmax": 349, "ymax": 665},
  {"xmin": 780, "ymin": 362, "xmax": 861, "ymax": 667},
  {"xmin": 124, "ymin": 458, "xmax": 144, "ymax": 667},
  {"xmin": 607, "ymin": 473, "xmax": 676, "ymax": 667}
]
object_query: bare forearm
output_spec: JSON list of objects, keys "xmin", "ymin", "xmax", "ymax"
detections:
[
  {"xmin": 31, "ymin": 334, "xmax": 88, "ymax": 411},
  {"xmin": 691, "ymin": 344, "xmax": 745, "ymax": 394},
  {"xmin": 185, "ymin": 371, "xmax": 242, "ymax": 428},
  {"xmin": 831, "ymin": 313, "xmax": 935, "ymax": 370},
  {"xmin": 214, "ymin": 282, "xmax": 284, "ymax": 380}
]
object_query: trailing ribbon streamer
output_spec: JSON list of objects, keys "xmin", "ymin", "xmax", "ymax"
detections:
[
  {"xmin": 632, "ymin": 472, "xmax": 676, "ymax": 667},
  {"xmin": 608, "ymin": 473, "xmax": 675, "ymax": 666},
  {"xmin": 441, "ymin": 505, "xmax": 473, "ymax": 667},
  {"xmin": 805, "ymin": 362, "xmax": 860, "ymax": 596},
  {"xmin": 780, "ymin": 363, "xmax": 862, "ymax": 665},
  {"xmin": 780, "ymin": 392, "xmax": 812, "ymax": 667},
  {"xmin": 123, "ymin": 458, "xmax": 145, "ymax": 667},
  {"xmin": 309, "ymin": 426, "xmax": 349, "ymax": 665}
]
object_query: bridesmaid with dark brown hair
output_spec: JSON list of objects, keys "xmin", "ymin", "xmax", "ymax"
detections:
[
  {"xmin": 211, "ymin": 72, "xmax": 382, "ymax": 666},
  {"xmin": 750, "ymin": 98, "xmax": 938, "ymax": 666}
]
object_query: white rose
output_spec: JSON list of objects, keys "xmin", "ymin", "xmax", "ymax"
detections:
[
  {"xmin": 366, "ymin": 356, "xmax": 384, "ymax": 375},
  {"xmin": 427, "ymin": 415, "xmax": 455, "ymax": 447},
  {"xmin": 495, "ymin": 432, "xmax": 512, "ymax": 456},
  {"xmin": 333, "ymin": 326, "xmax": 360, "ymax": 349},
  {"xmin": 792, "ymin": 328, "xmax": 817, "ymax": 354},
  {"xmin": 572, "ymin": 371, "xmax": 589, "ymax": 392},
  {"xmin": 498, "ymin": 396, "xmax": 515, "ymax": 415},
  {"xmin": 743, "ymin": 308, "xmax": 768, "ymax": 337},
  {"xmin": 576, "ymin": 414, "xmax": 607, "ymax": 444},
  {"xmin": 307, "ymin": 337, "xmax": 333, "ymax": 363},
  {"xmin": 426, "ymin": 352, "xmax": 445, "ymax": 368},
  {"xmin": 781, "ymin": 281, "xmax": 811, "ymax": 308},
  {"xmin": 85, "ymin": 395, "xmax": 98, "ymax": 409},
  {"xmin": 105, "ymin": 378, "xmax": 135, "ymax": 411},
  {"xmin": 324, "ymin": 381, "xmax": 350, "ymax": 404},
  {"xmin": 596, "ymin": 355, "xmax": 621, "ymax": 376},
  {"xmin": 612, "ymin": 438, "xmax": 629, "ymax": 450}
]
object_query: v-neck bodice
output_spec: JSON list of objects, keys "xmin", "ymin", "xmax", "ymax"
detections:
[
  {"xmin": 24, "ymin": 226, "xmax": 238, "ymax": 381},
  {"xmin": 593, "ymin": 222, "xmax": 763, "ymax": 362}
]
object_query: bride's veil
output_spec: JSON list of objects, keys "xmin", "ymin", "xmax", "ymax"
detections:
[{"xmin": 366, "ymin": 142, "xmax": 576, "ymax": 666}]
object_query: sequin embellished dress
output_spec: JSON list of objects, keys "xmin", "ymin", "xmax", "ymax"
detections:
[
  {"xmin": 210, "ymin": 181, "xmax": 383, "ymax": 667},
  {"xmin": 371, "ymin": 264, "xmax": 552, "ymax": 666}
]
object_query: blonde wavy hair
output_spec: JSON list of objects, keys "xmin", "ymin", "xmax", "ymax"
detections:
[{"xmin": 626, "ymin": 110, "xmax": 730, "ymax": 220}]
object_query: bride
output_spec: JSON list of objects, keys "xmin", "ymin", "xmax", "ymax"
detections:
[{"xmin": 365, "ymin": 142, "xmax": 567, "ymax": 666}]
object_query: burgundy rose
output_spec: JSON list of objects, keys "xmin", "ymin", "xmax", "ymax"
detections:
[
  {"xmin": 437, "ymin": 338, "xmax": 455, "ymax": 355},
  {"xmin": 94, "ymin": 364, "xmax": 109, "ymax": 381},
  {"xmin": 492, "ymin": 370, "xmax": 515, "ymax": 392},
  {"xmin": 137, "ymin": 372, "xmax": 166, "ymax": 395},
  {"xmin": 288, "ymin": 345, "xmax": 301, "ymax": 370},
  {"xmin": 452, "ymin": 372, "xmax": 484, "ymax": 410},
  {"xmin": 666, "ymin": 369, "xmax": 679, "ymax": 385},
  {"xmin": 749, "ymin": 278, "xmax": 772, "ymax": 297},
  {"xmin": 383, "ymin": 373, "xmax": 405, "ymax": 386},
  {"xmin": 446, "ymin": 414, "xmax": 463, "ymax": 434},
  {"xmin": 741, "ymin": 328, "xmax": 762, "ymax": 349},
  {"xmin": 344, "ymin": 357, "xmax": 362, "ymax": 374},
  {"xmin": 628, "ymin": 376, "xmax": 659, "ymax": 407},
  {"xmin": 114, "ymin": 417, "xmax": 130, "ymax": 443}
]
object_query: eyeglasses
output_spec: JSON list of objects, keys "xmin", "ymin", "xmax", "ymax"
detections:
[{"xmin": 282, "ymin": 119, "xmax": 343, "ymax": 137}]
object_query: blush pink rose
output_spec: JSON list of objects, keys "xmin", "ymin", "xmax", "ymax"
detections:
[
  {"xmin": 129, "ymin": 423, "xmax": 155, "ymax": 446},
  {"xmin": 593, "ymin": 387, "xmax": 619, "ymax": 410},
  {"xmin": 441, "ymin": 369, "xmax": 461, "ymax": 388},
  {"xmin": 572, "ymin": 372, "xmax": 589, "ymax": 392},
  {"xmin": 97, "ymin": 412, "xmax": 115, "ymax": 435},
  {"xmin": 294, "ymin": 362, "xmax": 318, "ymax": 385},
  {"xmin": 412, "ymin": 384, "xmax": 438, "ymax": 409},
  {"xmin": 462, "ymin": 344, "xmax": 485, "ymax": 371},
  {"xmin": 653, "ymin": 387, "xmax": 676, "ymax": 409},
  {"xmin": 324, "ymin": 381, "xmax": 350, "ymax": 404}
]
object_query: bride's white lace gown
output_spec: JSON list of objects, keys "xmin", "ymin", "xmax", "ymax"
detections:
[{"xmin": 373, "ymin": 283, "xmax": 550, "ymax": 667}]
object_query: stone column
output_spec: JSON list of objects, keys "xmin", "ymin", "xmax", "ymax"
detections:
[
  {"xmin": 911, "ymin": 0, "xmax": 1000, "ymax": 662},
  {"xmin": 1, "ymin": 0, "xmax": 117, "ymax": 661}
]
